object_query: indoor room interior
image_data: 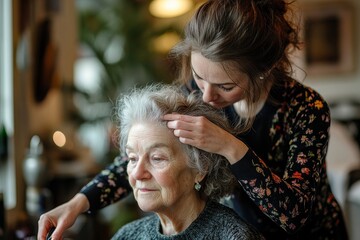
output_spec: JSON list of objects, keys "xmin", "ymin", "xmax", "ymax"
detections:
[{"xmin": 1, "ymin": 0, "xmax": 360, "ymax": 239}]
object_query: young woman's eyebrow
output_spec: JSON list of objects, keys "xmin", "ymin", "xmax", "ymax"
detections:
[{"xmin": 191, "ymin": 65, "xmax": 236, "ymax": 86}]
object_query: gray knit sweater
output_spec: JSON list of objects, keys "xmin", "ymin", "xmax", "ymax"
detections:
[{"xmin": 111, "ymin": 201, "xmax": 264, "ymax": 240}]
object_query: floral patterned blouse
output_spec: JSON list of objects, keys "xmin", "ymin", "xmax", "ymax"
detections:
[{"xmin": 80, "ymin": 79, "xmax": 348, "ymax": 239}]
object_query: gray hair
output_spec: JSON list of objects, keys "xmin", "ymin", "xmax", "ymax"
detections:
[{"xmin": 116, "ymin": 83, "xmax": 237, "ymax": 200}]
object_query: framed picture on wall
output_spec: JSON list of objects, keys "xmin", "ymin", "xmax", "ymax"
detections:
[{"xmin": 300, "ymin": 3, "xmax": 354, "ymax": 76}]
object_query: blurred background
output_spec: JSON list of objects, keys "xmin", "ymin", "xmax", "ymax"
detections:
[{"xmin": 1, "ymin": 0, "xmax": 360, "ymax": 239}]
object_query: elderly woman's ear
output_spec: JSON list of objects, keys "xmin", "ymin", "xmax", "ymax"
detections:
[
  {"xmin": 195, "ymin": 170, "xmax": 207, "ymax": 181},
  {"xmin": 194, "ymin": 173, "xmax": 206, "ymax": 192}
]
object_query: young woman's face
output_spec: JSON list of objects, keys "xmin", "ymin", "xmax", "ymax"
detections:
[
  {"xmin": 126, "ymin": 122, "xmax": 199, "ymax": 214},
  {"xmin": 191, "ymin": 52, "xmax": 248, "ymax": 109}
]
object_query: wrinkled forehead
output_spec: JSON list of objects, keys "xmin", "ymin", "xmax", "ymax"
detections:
[{"xmin": 127, "ymin": 121, "xmax": 181, "ymax": 150}]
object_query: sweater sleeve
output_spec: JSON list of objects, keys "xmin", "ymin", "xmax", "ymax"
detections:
[
  {"xmin": 230, "ymin": 89, "xmax": 331, "ymax": 233},
  {"xmin": 80, "ymin": 156, "xmax": 132, "ymax": 212}
]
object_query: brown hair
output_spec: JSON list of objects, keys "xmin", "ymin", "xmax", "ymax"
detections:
[{"xmin": 170, "ymin": 0, "xmax": 301, "ymax": 130}]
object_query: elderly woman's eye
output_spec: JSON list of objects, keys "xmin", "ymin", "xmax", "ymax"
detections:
[
  {"xmin": 152, "ymin": 157, "xmax": 163, "ymax": 161},
  {"xmin": 128, "ymin": 156, "xmax": 138, "ymax": 162},
  {"xmin": 151, "ymin": 155, "xmax": 167, "ymax": 162}
]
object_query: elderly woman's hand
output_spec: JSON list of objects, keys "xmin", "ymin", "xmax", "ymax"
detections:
[{"xmin": 163, "ymin": 113, "xmax": 248, "ymax": 164}]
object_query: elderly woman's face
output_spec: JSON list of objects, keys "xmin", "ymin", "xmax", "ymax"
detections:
[{"xmin": 126, "ymin": 122, "xmax": 199, "ymax": 213}]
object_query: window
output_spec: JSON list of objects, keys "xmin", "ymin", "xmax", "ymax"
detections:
[{"xmin": 0, "ymin": 0, "xmax": 16, "ymax": 209}]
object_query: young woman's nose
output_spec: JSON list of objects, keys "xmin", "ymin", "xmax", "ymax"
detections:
[{"xmin": 202, "ymin": 84, "xmax": 217, "ymax": 103}]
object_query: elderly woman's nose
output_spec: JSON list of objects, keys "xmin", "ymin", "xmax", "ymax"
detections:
[{"xmin": 132, "ymin": 158, "xmax": 151, "ymax": 179}]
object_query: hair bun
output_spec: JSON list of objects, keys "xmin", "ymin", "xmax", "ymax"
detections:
[{"xmin": 255, "ymin": 0, "xmax": 287, "ymax": 16}]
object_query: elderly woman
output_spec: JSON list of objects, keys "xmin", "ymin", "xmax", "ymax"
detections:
[{"xmin": 111, "ymin": 84, "xmax": 263, "ymax": 239}]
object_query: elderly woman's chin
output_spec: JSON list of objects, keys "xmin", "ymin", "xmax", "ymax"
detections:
[{"xmin": 134, "ymin": 192, "xmax": 161, "ymax": 212}]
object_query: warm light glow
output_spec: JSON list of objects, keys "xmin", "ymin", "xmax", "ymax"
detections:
[
  {"xmin": 153, "ymin": 32, "xmax": 181, "ymax": 53},
  {"xmin": 53, "ymin": 131, "xmax": 66, "ymax": 147},
  {"xmin": 149, "ymin": 0, "xmax": 193, "ymax": 18}
]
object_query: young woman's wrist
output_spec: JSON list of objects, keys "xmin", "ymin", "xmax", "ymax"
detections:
[
  {"xmin": 222, "ymin": 135, "xmax": 248, "ymax": 164},
  {"xmin": 70, "ymin": 193, "xmax": 90, "ymax": 214}
]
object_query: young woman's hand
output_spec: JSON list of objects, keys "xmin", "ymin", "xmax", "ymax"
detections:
[
  {"xmin": 37, "ymin": 194, "xmax": 89, "ymax": 240},
  {"xmin": 163, "ymin": 113, "xmax": 248, "ymax": 164}
]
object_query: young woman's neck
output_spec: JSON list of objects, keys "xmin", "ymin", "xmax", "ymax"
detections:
[{"xmin": 234, "ymin": 92, "xmax": 268, "ymax": 118}]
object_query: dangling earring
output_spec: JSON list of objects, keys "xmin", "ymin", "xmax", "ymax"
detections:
[{"xmin": 194, "ymin": 182, "xmax": 201, "ymax": 191}]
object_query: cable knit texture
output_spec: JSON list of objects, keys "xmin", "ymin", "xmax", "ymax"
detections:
[{"xmin": 111, "ymin": 201, "xmax": 264, "ymax": 240}]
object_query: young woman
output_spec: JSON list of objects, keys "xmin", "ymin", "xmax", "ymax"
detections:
[{"xmin": 38, "ymin": 0, "xmax": 348, "ymax": 239}]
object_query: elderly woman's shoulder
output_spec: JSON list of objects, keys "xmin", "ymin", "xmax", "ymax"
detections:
[
  {"xmin": 204, "ymin": 201, "xmax": 251, "ymax": 224},
  {"xmin": 201, "ymin": 201, "xmax": 265, "ymax": 240}
]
